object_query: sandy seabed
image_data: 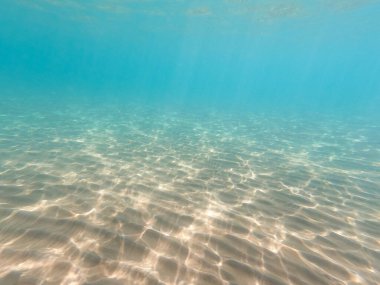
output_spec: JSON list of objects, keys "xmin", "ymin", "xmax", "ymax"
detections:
[{"xmin": 0, "ymin": 100, "xmax": 379, "ymax": 285}]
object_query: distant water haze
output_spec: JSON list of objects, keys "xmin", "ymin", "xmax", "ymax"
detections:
[{"xmin": 1, "ymin": 0, "xmax": 379, "ymax": 113}]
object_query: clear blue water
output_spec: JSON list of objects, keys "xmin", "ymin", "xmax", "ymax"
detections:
[{"xmin": 0, "ymin": 1, "xmax": 379, "ymax": 285}]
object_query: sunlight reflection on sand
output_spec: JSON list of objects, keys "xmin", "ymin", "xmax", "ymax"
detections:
[{"xmin": 0, "ymin": 101, "xmax": 379, "ymax": 284}]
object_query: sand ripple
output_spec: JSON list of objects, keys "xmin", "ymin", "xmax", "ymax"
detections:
[{"xmin": 0, "ymin": 100, "xmax": 379, "ymax": 285}]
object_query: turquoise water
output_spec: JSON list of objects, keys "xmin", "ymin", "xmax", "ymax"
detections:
[{"xmin": 0, "ymin": 1, "xmax": 380, "ymax": 285}]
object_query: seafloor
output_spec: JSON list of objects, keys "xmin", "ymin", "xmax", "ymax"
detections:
[{"xmin": 0, "ymin": 98, "xmax": 379, "ymax": 285}]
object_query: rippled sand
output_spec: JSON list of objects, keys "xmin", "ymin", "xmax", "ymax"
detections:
[{"xmin": 0, "ymin": 99, "xmax": 379, "ymax": 285}]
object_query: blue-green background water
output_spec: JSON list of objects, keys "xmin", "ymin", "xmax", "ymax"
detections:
[{"xmin": 1, "ymin": 0, "xmax": 380, "ymax": 113}]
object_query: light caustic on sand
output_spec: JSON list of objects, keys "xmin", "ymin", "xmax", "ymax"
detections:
[{"xmin": 0, "ymin": 103, "xmax": 379, "ymax": 285}]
